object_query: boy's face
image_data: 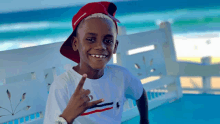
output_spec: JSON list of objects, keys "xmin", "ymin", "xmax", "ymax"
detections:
[{"xmin": 72, "ymin": 17, "xmax": 118, "ymax": 71}]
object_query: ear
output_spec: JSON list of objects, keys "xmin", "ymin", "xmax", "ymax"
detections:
[
  {"xmin": 113, "ymin": 40, "xmax": 119, "ymax": 54},
  {"xmin": 71, "ymin": 36, "xmax": 79, "ymax": 51}
]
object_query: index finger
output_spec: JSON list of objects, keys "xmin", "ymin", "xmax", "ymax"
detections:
[{"xmin": 75, "ymin": 74, "xmax": 87, "ymax": 93}]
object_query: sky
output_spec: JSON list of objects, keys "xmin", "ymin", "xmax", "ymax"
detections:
[{"xmin": 0, "ymin": 0, "xmax": 131, "ymax": 14}]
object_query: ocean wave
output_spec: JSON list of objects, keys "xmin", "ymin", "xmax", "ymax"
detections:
[
  {"xmin": 0, "ymin": 21, "xmax": 71, "ymax": 32},
  {"xmin": 2, "ymin": 8, "xmax": 220, "ymax": 34},
  {"xmin": 116, "ymin": 8, "xmax": 220, "ymax": 24}
]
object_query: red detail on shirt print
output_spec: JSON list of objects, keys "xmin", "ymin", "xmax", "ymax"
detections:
[{"xmin": 80, "ymin": 107, "xmax": 113, "ymax": 116}]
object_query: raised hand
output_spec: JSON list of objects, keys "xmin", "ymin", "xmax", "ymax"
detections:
[{"xmin": 60, "ymin": 74, "xmax": 104, "ymax": 123}]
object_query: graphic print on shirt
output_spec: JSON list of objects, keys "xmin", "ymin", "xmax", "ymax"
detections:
[
  {"xmin": 79, "ymin": 99, "xmax": 122, "ymax": 117},
  {"xmin": 113, "ymin": 97, "xmax": 122, "ymax": 116},
  {"xmin": 79, "ymin": 101, "xmax": 114, "ymax": 116}
]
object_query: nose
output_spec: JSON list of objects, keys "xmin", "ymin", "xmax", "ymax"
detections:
[{"xmin": 95, "ymin": 40, "xmax": 107, "ymax": 50}]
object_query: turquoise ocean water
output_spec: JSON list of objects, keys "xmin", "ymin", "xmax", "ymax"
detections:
[
  {"xmin": 122, "ymin": 94, "xmax": 220, "ymax": 124},
  {"xmin": 1, "ymin": 0, "xmax": 220, "ymax": 52}
]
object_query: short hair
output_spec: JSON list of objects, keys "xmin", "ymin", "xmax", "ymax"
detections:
[{"xmin": 72, "ymin": 13, "xmax": 117, "ymax": 38}]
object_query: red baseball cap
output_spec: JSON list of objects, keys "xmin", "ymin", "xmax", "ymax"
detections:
[{"xmin": 60, "ymin": 1, "xmax": 120, "ymax": 64}]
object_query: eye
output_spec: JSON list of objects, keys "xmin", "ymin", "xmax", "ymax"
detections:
[
  {"xmin": 86, "ymin": 38, "xmax": 95, "ymax": 42},
  {"xmin": 104, "ymin": 39, "xmax": 113, "ymax": 44}
]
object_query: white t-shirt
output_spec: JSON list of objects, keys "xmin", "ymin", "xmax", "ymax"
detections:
[{"xmin": 44, "ymin": 64, "xmax": 143, "ymax": 124}]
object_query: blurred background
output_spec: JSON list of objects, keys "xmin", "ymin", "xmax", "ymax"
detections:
[{"xmin": 0, "ymin": 0, "xmax": 220, "ymax": 92}]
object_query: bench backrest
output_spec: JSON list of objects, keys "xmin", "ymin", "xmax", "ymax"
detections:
[
  {"xmin": 116, "ymin": 22, "xmax": 183, "ymax": 122},
  {"xmin": 0, "ymin": 79, "xmax": 47, "ymax": 124}
]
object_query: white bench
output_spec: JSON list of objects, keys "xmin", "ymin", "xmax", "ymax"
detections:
[
  {"xmin": 117, "ymin": 22, "xmax": 220, "ymax": 122},
  {"xmin": 116, "ymin": 22, "xmax": 183, "ymax": 122},
  {"xmin": 0, "ymin": 79, "xmax": 48, "ymax": 124}
]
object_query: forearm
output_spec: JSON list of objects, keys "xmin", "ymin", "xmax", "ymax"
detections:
[
  {"xmin": 60, "ymin": 109, "xmax": 76, "ymax": 124},
  {"xmin": 136, "ymin": 88, "xmax": 149, "ymax": 124}
]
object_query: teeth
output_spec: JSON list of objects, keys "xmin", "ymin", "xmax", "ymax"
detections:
[{"xmin": 90, "ymin": 54, "xmax": 106, "ymax": 58}]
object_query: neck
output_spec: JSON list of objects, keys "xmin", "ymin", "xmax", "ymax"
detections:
[{"xmin": 73, "ymin": 65, "xmax": 104, "ymax": 79}]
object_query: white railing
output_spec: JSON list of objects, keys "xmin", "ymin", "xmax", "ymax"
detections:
[
  {"xmin": 117, "ymin": 22, "xmax": 183, "ymax": 121},
  {"xmin": 0, "ymin": 22, "xmax": 219, "ymax": 124},
  {"xmin": 181, "ymin": 56, "xmax": 220, "ymax": 94}
]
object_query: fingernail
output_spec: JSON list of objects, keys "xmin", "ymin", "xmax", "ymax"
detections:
[
  {"xmin": 102, "ymin": 99, "xmax": 104, "ymax": 102},
  {"xmin": 83, "ymin": 74, "xmax": 87, "ymax": 77}
]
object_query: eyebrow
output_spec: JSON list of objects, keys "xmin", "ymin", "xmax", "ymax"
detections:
[{"xmin": 86, "ymin": 33, "xmax": 114, "ymax": 37}]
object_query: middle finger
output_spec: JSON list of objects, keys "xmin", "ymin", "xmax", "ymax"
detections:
[{"xmin": 80, "ymin": 89, "xmax": 85, "ymax": 94}]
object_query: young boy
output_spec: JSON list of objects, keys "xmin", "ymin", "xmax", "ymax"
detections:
[{"xmin": 44, "ymin": 1, "xmax": 149, "ymax": 124}]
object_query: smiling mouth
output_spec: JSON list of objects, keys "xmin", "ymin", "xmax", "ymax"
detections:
[{"xmin": 89, "ymin": 54, "xmax": 108, "ymax": 59}]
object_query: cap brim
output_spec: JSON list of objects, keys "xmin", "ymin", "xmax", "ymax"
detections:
[
  {"xmin": 60, "ymin": 31, "xmax": 80, "ymax": 63},
  {"xmin": 108, "ymin": 13, "xmax": 120, "ymax": 23}
]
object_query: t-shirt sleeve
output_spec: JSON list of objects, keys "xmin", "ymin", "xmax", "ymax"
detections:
[
  {"xmin": 43, "ymin": 78, "xmax": 70, "ymax": 124},
  {"xmin": 124, "ymin": 68, "xmax": 144, "ymax": 101}
]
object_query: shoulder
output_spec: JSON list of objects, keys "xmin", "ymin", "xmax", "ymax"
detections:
[
  {"xmin": 106, "ymin": 64, "xmax": 130, "ymax": 77},
  {"xmin": 106, "ymin": 64, "xmax": 128, "ymax": 72},
  {"xmin": 50, "ymin": 72, "xmax": 69, "ymax": 91}
]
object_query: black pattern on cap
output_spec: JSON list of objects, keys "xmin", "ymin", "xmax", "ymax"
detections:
[{"xmin": 108, "ymin": 3, "xmax": 117, "ymax": 16}]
